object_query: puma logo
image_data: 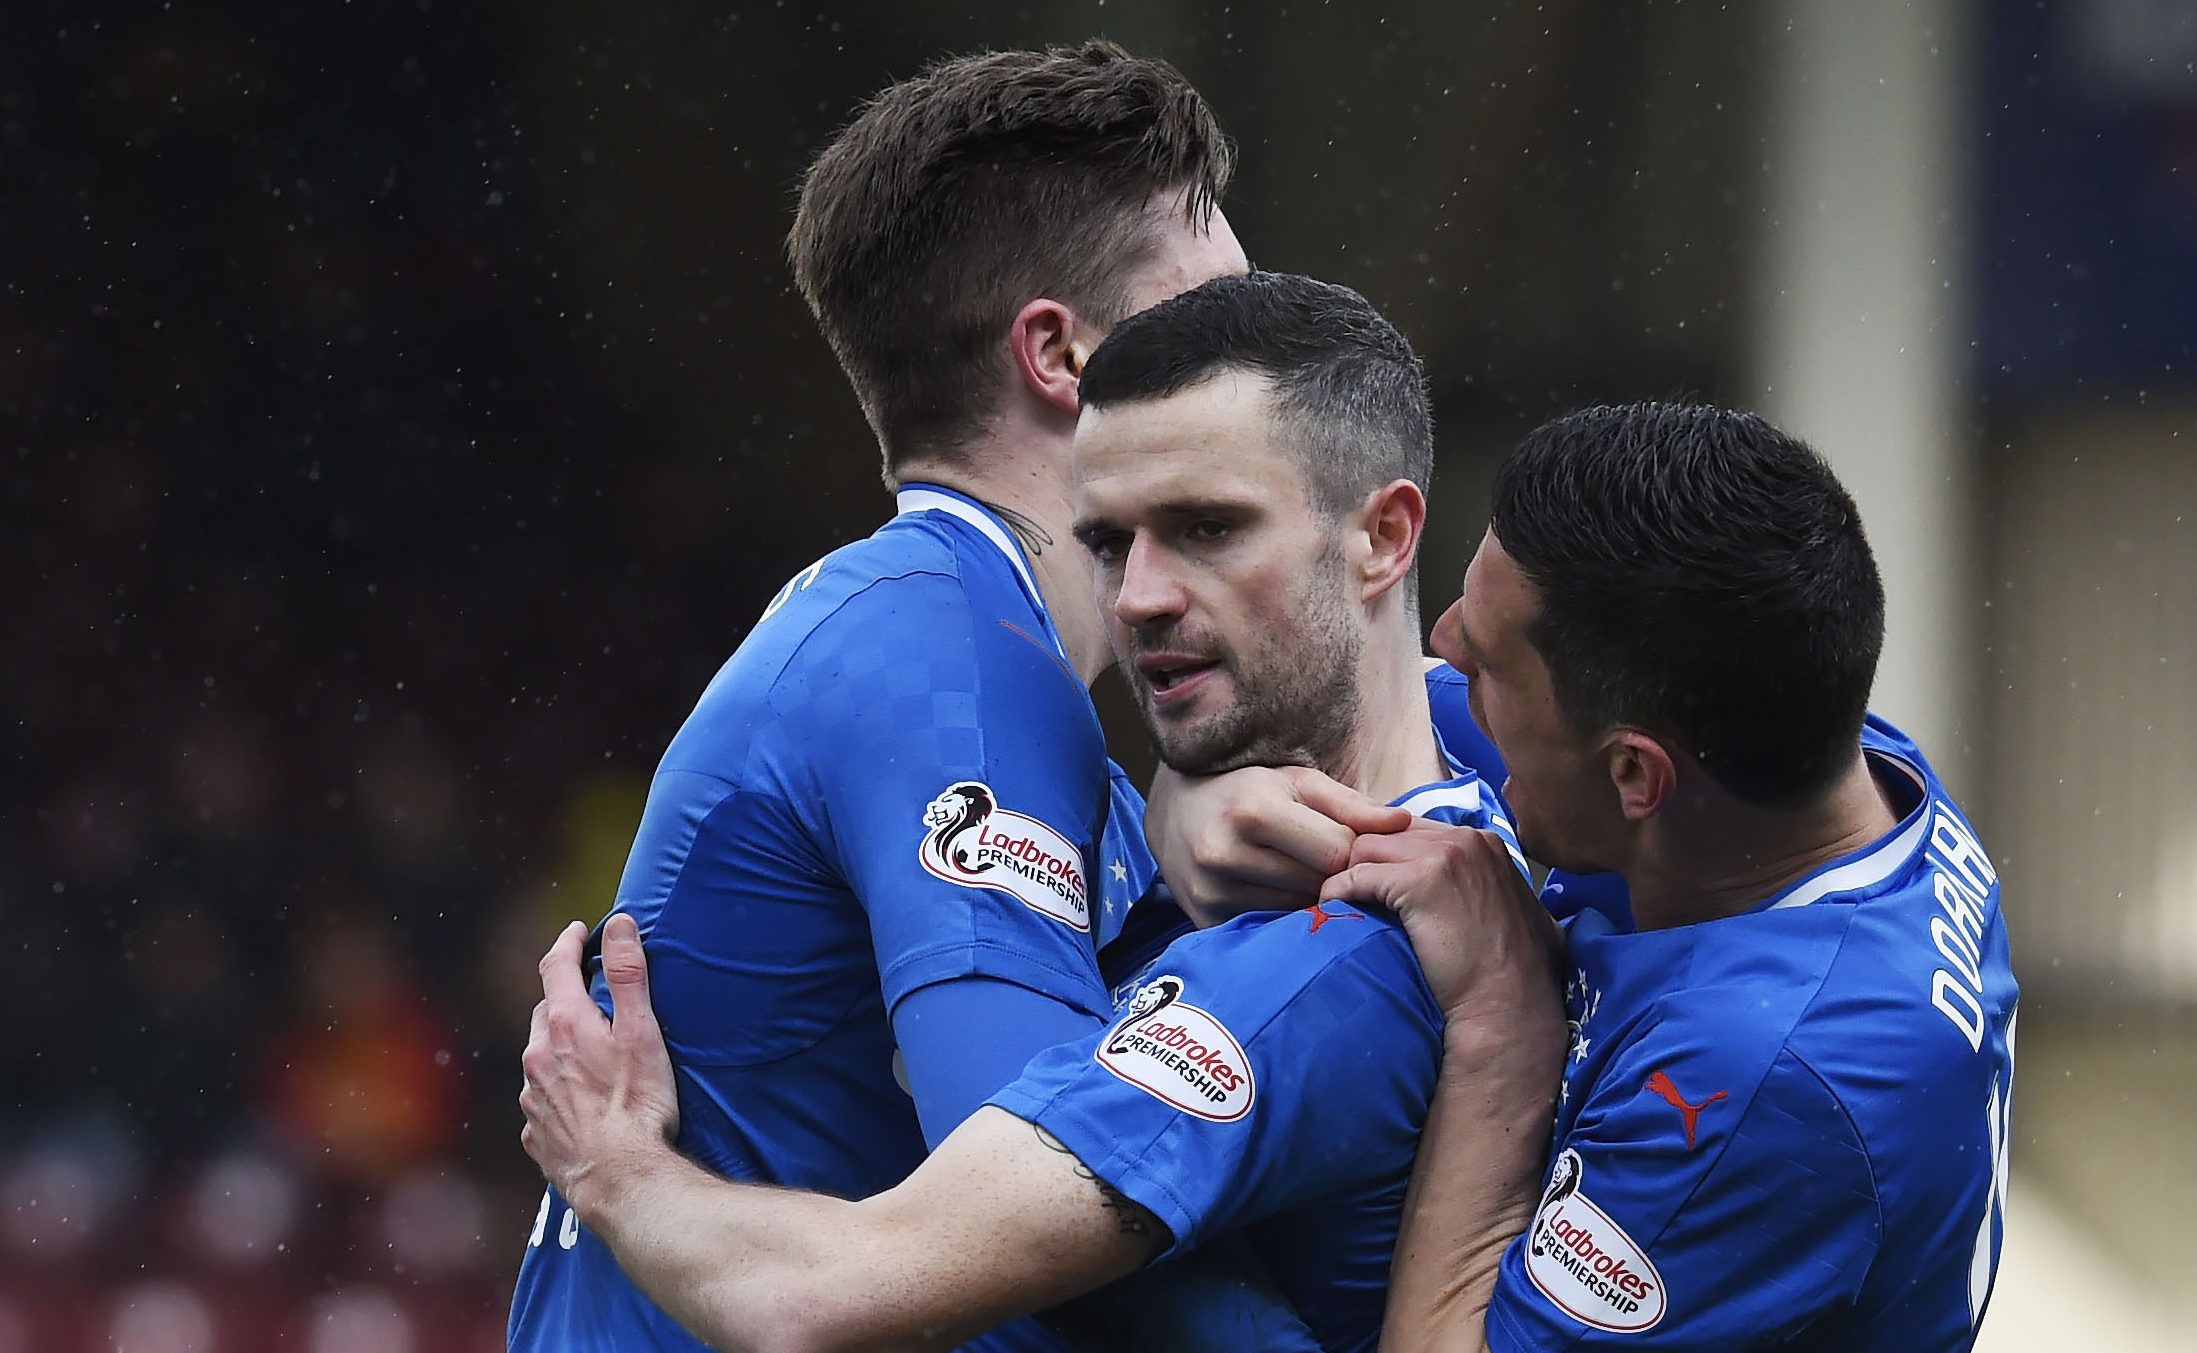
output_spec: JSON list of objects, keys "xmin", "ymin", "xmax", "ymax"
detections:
[
  {"xmin": 1645, "ymin": 1070, "xmax": 1728, "ymax": 1149},
  {"xmin": 1302, "ymin": 901, "xmax": 1366, "ymax": 935}
]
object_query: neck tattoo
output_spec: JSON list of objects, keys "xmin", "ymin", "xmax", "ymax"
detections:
[{"xmin": 982, "ymin": 499, "xmax": 1055, "ymax": 560}]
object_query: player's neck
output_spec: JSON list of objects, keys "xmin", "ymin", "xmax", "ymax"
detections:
[
  {"xmin": 1624, "ymin": 751, "xmax": 1902, "ymax": 929},
  {"xmin": 897, "ymin": 440, "xmax": 1113, "ymax": 686},
  {"xmin": 1323, "ymin": 620, "xmax": 1448, "ymax": 806}
]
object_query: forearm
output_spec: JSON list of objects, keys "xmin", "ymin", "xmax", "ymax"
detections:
[
  {"xmin": 572, "ymin": 1144, "xmax": 872, "ymax": 1353},
  {"xmin": 1380, "ymin": 1023, "xmax": 1562, "ymax": 1353},
  {"xmin": 567, "ymin": 1108, "xmax": 1158, "ymax": 1353}
]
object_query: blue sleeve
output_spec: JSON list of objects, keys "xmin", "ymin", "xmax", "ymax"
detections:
[
  {"xmin": 989, "ymin": 909, "xmax": 1442, "ymax": 1260},
  {"xmin": 791, "ymin": 569, "xmax": 1116, "ymax": 1022},
  {"xmin": 895, "ymin": 977, "xmax": 1105, "ymax": 1149},
  {"xmin": 1487, "ymin": 1042, "xmax": 1880, "ymax": 1351}
]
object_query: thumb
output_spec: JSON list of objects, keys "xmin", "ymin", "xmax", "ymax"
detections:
[
  {"xmin": 1287, "ymin": 768, "xmax": 1412, "ymax": 836},
  {"xmin": 1320, "ymin": 861, "xmax": 1401, "ymax": 910},
  {"xmin": 600, "ymin": 912, "xmax": 657, "ymax": 1032}
]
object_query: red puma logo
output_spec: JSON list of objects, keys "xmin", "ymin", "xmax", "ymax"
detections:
[
  {"xmin": 1302, "ymin": 902, "xmax": 1365, "ymax": 935},
  {"xmin": 1646, "ymin": 1071, "xmax": 1728, "ymax": 1149}
]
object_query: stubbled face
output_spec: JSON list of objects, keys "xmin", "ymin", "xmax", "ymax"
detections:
[
  {"xmin": 1072, "ymin": 372, "xmax": 1361, "ymax": 776},
  {"xmin": 1430, "ymin": 531, "xmax": 1616, "ymax": 873},
  {"xmin": 1114, "ymin": 198, "xmax": 1249, "ymax": 316}
]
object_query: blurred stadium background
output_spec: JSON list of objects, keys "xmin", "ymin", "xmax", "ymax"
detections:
[{"xmin": 6, "ymin": 0, "xmax": 2193, "ymax": 1349}]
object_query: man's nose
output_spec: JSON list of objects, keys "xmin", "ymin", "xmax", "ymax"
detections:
[
  {"xmin": 1113, "ymin": 535, "xmax": 1189, "ymax": 628},
  {"xmin": 1430, "ymin": 597, "xmax": 1476, "ymax": 676}
]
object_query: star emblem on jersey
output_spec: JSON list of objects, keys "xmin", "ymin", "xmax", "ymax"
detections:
[
  {"xmin": 1565, "ymin": 970, "xmax": 1603, "ymax": 1067},
  {"xmin": 917, "ymin": 781, "xmax": 1090, "ymax": 931},
  {"xmin": 1109, "ymin": 860, "xmax": 1128, "ymax": 883},
  {"xmin": 1094, "ymin": 974, "xmax": 1255, "ymax": 1122},
  {"xmin": 1644, "ymin": 1071, "xmax": 1728, "ymax": 1149},
  {"xmin": 1523, "ymin": 1149, "xmax": 1666, "ymax": 1333}
]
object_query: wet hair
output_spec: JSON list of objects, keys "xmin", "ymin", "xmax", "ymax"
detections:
[
  {"xmin": 787, "ymin": 41, "xmax": 1234, "ymax": 478},
  {"xmin": 1489, "ymin": 402, "xmax": 1884, "ymax": 808},
  {"xmin": 1078, "ymin": 270, "xmax": 1433, "ymax": 519}
]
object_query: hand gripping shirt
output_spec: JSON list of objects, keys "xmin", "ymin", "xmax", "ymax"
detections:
[
  {"xmin": 1487, "ymin": 716, "xmax": 2019, "ymax": 1352},
  {"xmin": 508, "ymin": 485, "xmax": 1158, "ymax": 1352},
  {"xmin": 992, "ymin": 766, "xmax": 1528, "ymax": 1353}
]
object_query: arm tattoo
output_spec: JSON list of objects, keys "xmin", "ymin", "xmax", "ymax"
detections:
[{"xmin": 1033, "ymin": 1121, "xmax": 1153, "ymax": 1239}]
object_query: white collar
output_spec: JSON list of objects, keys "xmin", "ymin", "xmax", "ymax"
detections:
[
  {"xmin": 1765, "ymin": 752, "xmax": 1932, "ymax": 910},
  {"xmin": 893, "ymin": 486, "xmax": 1043, "ymax": 604}
]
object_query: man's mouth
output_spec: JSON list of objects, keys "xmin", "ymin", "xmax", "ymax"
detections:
[{"xmin": 1137, "ymin": 654, "xmax": 1223, "ymax": 703}]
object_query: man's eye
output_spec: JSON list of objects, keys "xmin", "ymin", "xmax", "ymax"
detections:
[
  {"xmin": 1184, "ymin": 520, "xmax": 1231, "ymax": 544},
  {"xmin": 1083, "ymin": 532, "xmax": 1129, "ymax": 563}
]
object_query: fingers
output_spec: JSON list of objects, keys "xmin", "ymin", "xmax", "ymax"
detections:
[
  {"xmin": 525, "ymin": 997, "xmax": 549, "ymax": 1063},
  {"xmin": 1319, "ymin": 861, "xmax": 1406, "ymax": 909},
  {"xmin": 600, "ymin": 912, "xmax": 660, "ymax": 1036},
  {"xmin": 1233, "ymin": 801, "xmax": 1358, "ymax": 879},
  {"xmin": 1323, "ymin": 826, "xmax": 1522, "ymax": 911},
  {"xmin": 1342, "ymin": 816, "xmax": 1477, "ymax": 868},
  {"xmin": 1177, "ymin": 874, "xmax": 1326, "ymax": 927},
  {"xmin": 537, "ymin": 919, "xmax": 591, "ymax": 1004},
  {"xmin": 1280, "ymin": 766, "xmax": 1413, "ymax": 837},
  {"xmin": 1214, "ymin": 773, "xmax": 1361, "ymax": 871},
  {"xmin": 519, "ymin": 999, "xmax": 552, "ymax": 1126}
]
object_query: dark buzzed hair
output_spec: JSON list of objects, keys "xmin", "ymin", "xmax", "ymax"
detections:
[
  {"xmin": 1078, "ymin": 271, "xmax": 1434, "ymax": 519},
  {"xmin": 1490, "ymin": 402, "xmax": 1885, "ymax": 809},
  {"xmin": 787, "ymin": 41, "xmax": 1235, "ymax": 478}
]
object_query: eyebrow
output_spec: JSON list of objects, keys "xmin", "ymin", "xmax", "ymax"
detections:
[{"xmin": 1074, "ymin": 494, "xmax": 1260, "ymax": 537}]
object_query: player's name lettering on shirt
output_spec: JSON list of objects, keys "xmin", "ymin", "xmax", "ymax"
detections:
[
  {"xmin": 1921, "ymin": 803, "xmax": 1999, "ymax": 1052},
  {"xmin": 1523, "ymin": 1150, "xmax": 1665, "ymax": 1334},
  {"xmin": 1095, "ymin": 975, "xmax": 1254, "ymax": 1121},
  {"xmin": 919, "ymin": 781, "xmax": 1091, "ymax": 931}
]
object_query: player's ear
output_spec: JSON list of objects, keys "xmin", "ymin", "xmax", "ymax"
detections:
[
  {"xmin": 1607, "ymin": 729, "xmax": 1675, "ymax": 821},
  {"xmin": 1353, "ymin": 479, "xmax": 1426, "ymax": 604},
  {"xmin": 1009, "ymin": 298, "xmax": 1090, "ymax": 417}
]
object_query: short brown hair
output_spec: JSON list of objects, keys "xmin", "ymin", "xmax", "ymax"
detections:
[{"xmin": 787, "ymin": 41, "xmax": 1235, "ymax": 477}]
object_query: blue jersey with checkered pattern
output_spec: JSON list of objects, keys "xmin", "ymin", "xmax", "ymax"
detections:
[
  {"xmin": 1485, "ymin": 717, "xmax": 2018, "ymax": 1353},
  {"xmin": 508, "ymin": 485, "xmax": 1158, "ymax": 1352},
  {"xmin": 991, "ymin": 769, "xmax": 1527, "ymax": 1353}
]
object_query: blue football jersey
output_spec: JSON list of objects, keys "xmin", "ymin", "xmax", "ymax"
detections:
[
  {"xmin": 509, "ymin": 485, "xmax": 1156, "ymax": 1351},
  {"xmin": 992, "ymin": 768, "xmax": 1527, "ymax": 1353},
  {"xmin": 1486, "ymin": 716, "xmax": 2019, "ymax": 1352}
]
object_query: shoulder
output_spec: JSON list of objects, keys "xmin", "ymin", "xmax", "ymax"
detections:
[
  {"xmin": 1569, "ymin": 980, "xmax": 1879, "ymax": 1217},
  {"xmin": 1569, "ymin": 914, "xmax": 1861, "ymax": 1147},
  {"xmin": 1585, "ymin": 910, "xmax": 1958, "ymax": 1187},
  {"xmin": 756, "ymin": 507, "xmax": 1046, "ymax": 654},
  {"xmin": 1095, "ymin": 907, "xmax": 1439, "ymax": 1130},
  {"xmin": 658, "ymin": 521, "xmax": 1071, "ymax": 782},
  {"xmin": 781, "ymin": 526, "xmax": 988, "ymax": 648},
  {"xmin": 1153, "ymin": 903, "xmax": 1436, "ymax": 1038},
  {"xmin": 1859, "ymin": 711, "xmax": 1927, "ymax": 767}
]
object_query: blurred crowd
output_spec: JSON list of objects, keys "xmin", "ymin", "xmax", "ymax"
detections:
[{"xmin": 0, "ymin": 4, "xmax": 896, "ymax": 1349}]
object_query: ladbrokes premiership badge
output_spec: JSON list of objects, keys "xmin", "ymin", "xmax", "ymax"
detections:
[
  {"xmin": 918, "ymin": 782, "xmax": 1089, "ymax": 931},
  {"xmin": 1523, "ymin": 1149, "xmax": 1666, "ymax": 1332},
  {"xmin": 1093, "ymin": 975, "xmax": 1254, "ymax": 1122}
]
